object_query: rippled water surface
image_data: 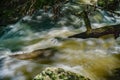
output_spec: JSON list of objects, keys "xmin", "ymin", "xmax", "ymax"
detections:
[{"xmin": 0, "ymin": 2, "xmax": 120, "ymax": 80}]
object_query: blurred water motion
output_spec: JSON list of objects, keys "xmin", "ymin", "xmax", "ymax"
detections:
[{"xmin": 0, "ymin": 1, "xmax": 120, "ymax": 80}]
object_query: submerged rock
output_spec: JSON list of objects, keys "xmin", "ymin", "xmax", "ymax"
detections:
[
  {"xmin": 10, "ymin": 47, "xmax": 57, "ymax": 60},
  {"xmin": 34, "ymin": 67, "xmax": 90, "ymax": 80}
]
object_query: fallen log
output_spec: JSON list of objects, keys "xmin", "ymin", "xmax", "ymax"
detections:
[{"xmin": 68, "ymin": 24, "xmax": 120, "ymax": 39}]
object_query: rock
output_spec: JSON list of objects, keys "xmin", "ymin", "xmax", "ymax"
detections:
[
  {"xmin": 33, "ymin": 67, "xmax": 90, "ymax": 80},
  {"xmin": 10, "ymin": 47, "xmax": 57, "ymax": 60}
]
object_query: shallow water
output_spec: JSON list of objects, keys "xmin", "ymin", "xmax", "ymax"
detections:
[{"xmin": 0, "ymin": 2, "xmax": 120, "ymax": 80}]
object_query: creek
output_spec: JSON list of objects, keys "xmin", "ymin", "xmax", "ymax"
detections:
[{"xmin": 0, "ymin": 2, "xmax": 120, "ymax": 80}]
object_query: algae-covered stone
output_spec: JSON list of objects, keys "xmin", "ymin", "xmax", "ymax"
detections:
[{"xmin": 34, "ymin": 67, "xmax": 90, "ymax": 80}]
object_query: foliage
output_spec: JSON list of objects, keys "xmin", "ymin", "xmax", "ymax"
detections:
[
  {"xmin": 97, "ymin": 0, "xmax": 120, "ymax": 11},
  {"xmin": 0, "ymin": 0, "xmax": 120, "ymax": 26},
  {"xmin": 0, "ymin": 0, "xmax": 67, "ymax": 26}
]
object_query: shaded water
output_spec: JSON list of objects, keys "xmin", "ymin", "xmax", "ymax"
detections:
[{"xmin": 0, "ymin": 2, "xmax": 120, "ymax": 80}]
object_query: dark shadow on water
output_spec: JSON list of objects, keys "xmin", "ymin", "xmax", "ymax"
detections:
[
  {"xmin": 0, "ymin": 57, "xmax": 6, "ymax": 80},
  {"xmin": 21, "ymin": 18, "xmax": 58, "ymax": 32},
  {"xmin": 0, "ymin": 57, "xmax": 5, "ymax": 68},
  {"xmin": 21, "ymin": 10, "xmax": 60, "ymax": 32},
  {"xmin": 106, "ymin": 68, "xmax": 120, "ymax": 80}
]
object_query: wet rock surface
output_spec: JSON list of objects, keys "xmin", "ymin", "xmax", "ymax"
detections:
[
  {"xmin": 34, "ymin": 67, "xmax": 90, "ymax": 80},
  {"xmin": 10, "ymin": 47, "xmax": 57, "ymax": 60}
]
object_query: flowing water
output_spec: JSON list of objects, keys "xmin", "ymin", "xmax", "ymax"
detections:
[{"xmin": 0, "ymin": 2, "xmax": 120, "ymax": 80}]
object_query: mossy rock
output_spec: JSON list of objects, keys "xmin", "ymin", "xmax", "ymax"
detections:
[{"xmin": 34, "ymin": 67, "xmax": 90, "ymax": 80}]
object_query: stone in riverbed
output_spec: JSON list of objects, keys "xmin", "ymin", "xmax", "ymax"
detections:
[
  {"xmin": 10, "ymin": 47, "xmax": 57, "ymax": 60},
  {"xmin": 34, "ymin": 67, "xmax": 90, "ymax": 80}
]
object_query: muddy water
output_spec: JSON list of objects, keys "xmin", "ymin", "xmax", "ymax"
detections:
[{"xmin": 0, "ymin": 25, "xmax": 120, "ymax": 80}]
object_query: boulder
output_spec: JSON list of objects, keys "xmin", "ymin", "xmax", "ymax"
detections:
[{"xmin": 34, "ymin": 67, "xmax": 90, "ymax": 80}]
